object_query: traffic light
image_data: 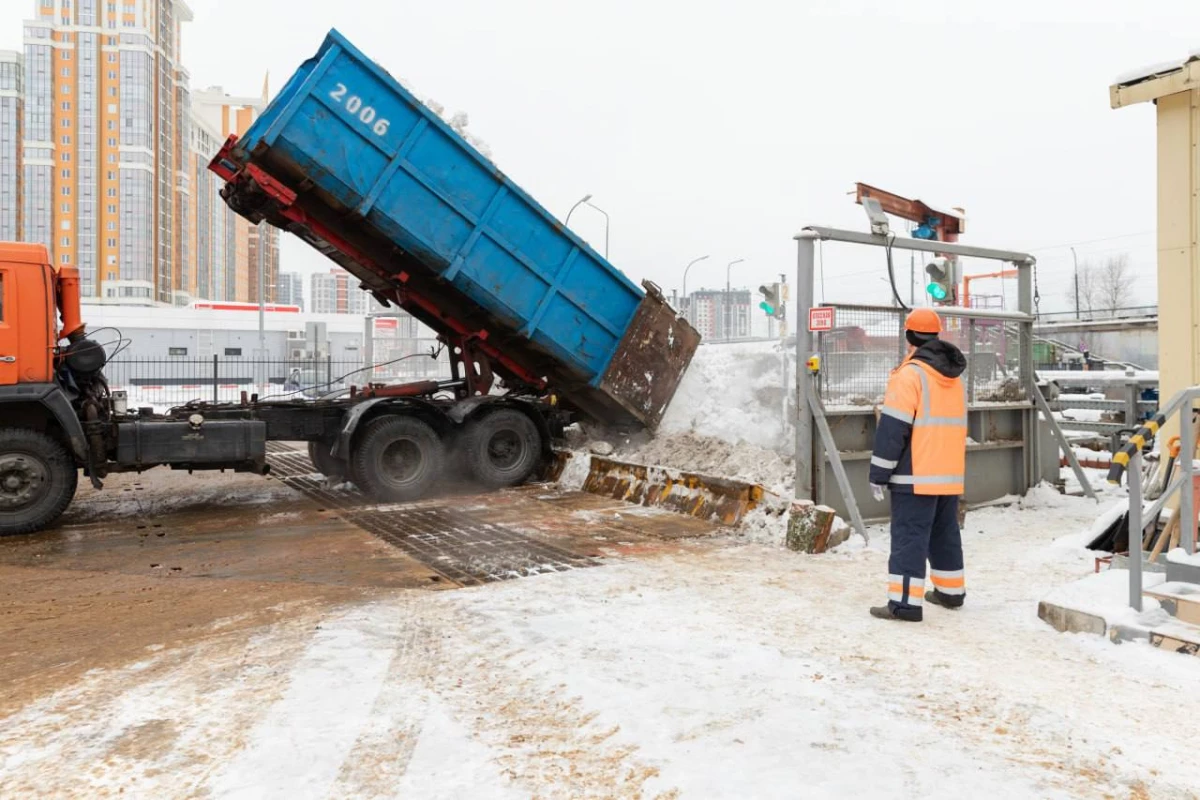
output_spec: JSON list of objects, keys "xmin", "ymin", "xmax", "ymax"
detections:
[
  {"xmin": 758, "ymin": 284, "xmax": 779, "ymax": 317},
  {"xmin": 758, "ymin": 283, "xmax": 786, "ymax": 318},
  {"xmin": 925, "ymin": 258, "xmax": 957, "ymax": 305}
]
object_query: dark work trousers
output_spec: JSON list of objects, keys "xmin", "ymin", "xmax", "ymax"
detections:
[{"xmin": 887, "ymin": 492, "xmax": 965, "ymax": 617}]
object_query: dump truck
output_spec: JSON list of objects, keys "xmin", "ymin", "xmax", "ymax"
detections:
[{"xmin": 0, "ymin": 30, "xmax": 699, "ymax": 536}]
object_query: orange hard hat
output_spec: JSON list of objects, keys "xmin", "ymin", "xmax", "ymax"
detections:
[{"xmin": 905, "ymin": 308, "xmax": 943, "ymax": 335}]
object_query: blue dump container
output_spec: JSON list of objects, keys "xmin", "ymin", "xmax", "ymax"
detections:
[{"xmin": 215, "ymin": 29, "xmax": 698, "ymax": 429}]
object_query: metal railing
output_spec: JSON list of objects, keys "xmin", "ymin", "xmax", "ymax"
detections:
[
  {"xmin": 1033, "ymin": 334, "xmax": 1149, "ymax": 373},
  {"xmin": 1107, "ymin": 386, "xmax": 1200, "ymax": 610},
  {"xmin": 1036, "ymin": 306, "xmax": 1158, "ymax": 323},
  {"xmin": 104, "ymin": 353, "xmax": 452, "ymax": 410},
  {"xmin": 1039, "ymin": 370, "xmax": 1159, "ymax": 451}
]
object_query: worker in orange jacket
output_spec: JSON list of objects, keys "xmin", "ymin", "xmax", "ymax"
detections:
[{"xmin": 868, "ymin": 308, "xmax": 968, "ymax": 622}]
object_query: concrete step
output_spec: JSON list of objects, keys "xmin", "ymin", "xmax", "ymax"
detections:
[
  {"xmin": 1109, "ymin": 619, "xmax": 1200, "ymax": 657},
  {"xmin": 1145, "ymin": 621, "xmax": 1200, "ymax": 657},
  {"xmin": 1106, "ymin": 582, "xmax": 1200, "ymax": 657},
  {"xmin": 1144, "ymin": 582, "xmax": 1200, "ymax": 625}
]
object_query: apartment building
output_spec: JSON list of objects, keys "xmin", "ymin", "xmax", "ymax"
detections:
[{"xmin": 1, "ymin": 1, "xmax": 278, "ymax": 306}]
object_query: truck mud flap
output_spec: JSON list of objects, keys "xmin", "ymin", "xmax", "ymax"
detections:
[{"xmin": 596, "ymin": 282, "xmax": 700, "ymax": 431}]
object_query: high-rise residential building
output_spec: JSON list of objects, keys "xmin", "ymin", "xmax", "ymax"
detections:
[
  {"xmin": 276, "ymin": 271, "xmax": 304, "ymax": 310},
  {"xmin": 185, "ymin": 85, "xmax": 276, "ymax": 304},
  {"xmin": 0, "ymin": 51, "xmax": 23, "ymax": 241},
  {"xmin": 311, "ymin": 268, "xmax": 382, "ymax": 315},
  {"xmin": 686, "ymin": 289, "xmax": 751, "ymax": 339},
  {"xmin": 19, "ymin": 0, "xmax": 192, "ymax": 302},
  {"xmin": 11, "ymin": 0, "xmax": 276, "ymax": 307}
]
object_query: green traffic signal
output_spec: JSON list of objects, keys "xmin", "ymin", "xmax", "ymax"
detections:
[
  {"xmin": 759, "ymin": 301, "xmax": 776, "ymax": 315},
  {"xmin": 927, "ymin": 282, "xmax": 948, "ymax": 301}
]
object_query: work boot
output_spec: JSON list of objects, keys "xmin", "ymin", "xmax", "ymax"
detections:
[
  {"xmin": 924, "ymin": 590, "xmax": 964, "ymax": 610},
  {"xmin": 869, "ymin": 604, "xmax": 922, "ymax": 622}
]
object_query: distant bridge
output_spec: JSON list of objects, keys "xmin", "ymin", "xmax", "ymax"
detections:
[{"xmin": 1034, "ymin": 314, "xmax": 1157, "ymax": 369}]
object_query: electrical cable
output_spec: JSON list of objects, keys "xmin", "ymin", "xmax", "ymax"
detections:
[
  {"xmin": 883, "ymin": 233, "xmax": 911, "ymax": 311},
  {"xmin": 174, "ymin": 347, "xmax": 447, "ymax": 410}
]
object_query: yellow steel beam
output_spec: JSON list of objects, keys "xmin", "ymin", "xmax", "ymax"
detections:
[{"xmin": 1111, "ymin": 61, "xmax": 1200, "ymax": 109}]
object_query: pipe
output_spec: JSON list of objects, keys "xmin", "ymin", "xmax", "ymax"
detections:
[{"xmin": 55, "ymin": 265, "xmax": 86, "ymax": 342}]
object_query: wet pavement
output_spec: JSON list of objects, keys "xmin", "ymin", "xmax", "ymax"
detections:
[{"xmin": 0, "ymin": 444, "xmax": 719, "ymax": 713}]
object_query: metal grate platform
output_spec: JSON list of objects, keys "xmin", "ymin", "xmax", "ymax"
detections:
[{"xmin": 266, "ymin": 450, "xmax": 598, "ymax": 586}]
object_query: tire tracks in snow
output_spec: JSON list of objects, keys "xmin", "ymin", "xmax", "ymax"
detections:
[
  {"xmin": 0, "ymin": 603, "xmax": 325, "ymax": 798},
  {"xmin": 326, "ymin": 609, "xmax": 434, "ymax": 797},
  {"xmin": 415, "ymin": 595, "xmax": 678, "ymax": 799}
]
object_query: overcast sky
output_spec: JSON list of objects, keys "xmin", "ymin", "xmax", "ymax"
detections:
[{"xmin": 1, "ymin": 0, "xmax": 1194, "ymax": 315}]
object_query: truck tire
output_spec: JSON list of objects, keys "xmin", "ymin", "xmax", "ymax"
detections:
[
  {"xmin": 351, "ymin": 416, "xmax": 445, "ymax": 502},
  {"xmin": 307, "ymin": 440, "xmax": 347, "ymax": 480},
  {"xmin": 0, "ymin": 429, "xmax": 79, "ymax": 536},
  {"xmin": 461, "ymin": 409, "xmax": 543, "ymax": 489}
]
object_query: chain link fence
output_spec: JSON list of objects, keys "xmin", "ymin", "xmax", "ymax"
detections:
[{"xmin": 816, "ymin": 304, "xmax": 1026, "ymax": 407}]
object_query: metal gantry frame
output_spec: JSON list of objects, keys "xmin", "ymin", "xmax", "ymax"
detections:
[{"xmin": 792, "ymin": 226, "xmax": 1082, "ymax": 522}]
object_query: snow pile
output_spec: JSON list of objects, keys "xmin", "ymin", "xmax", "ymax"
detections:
[
  {"xmin": 556, "ymin": 451, "xmax": 592, "ymax": 491},
  {"xmin": 657, "ymin": 340, "xmax": 792, "ymax": 453},
  {"xmin": 737, "ymin": 504, "xmax": 865, "ymax": 552},
  {"xmin": 615, "ymin": 431, "xmax": 794, "ymax": 494},
  {"xmin": 390, "ymin": 71, "xmax": 494, "ymax": 162},
  {"xmin": 573, "ymin": 340, "xmax": 799, "ymax": 495},
  {"xmin": 1166, "ymin": 547, "xmax": 1200, "ymax": 567},
  {"xmin": 737, "ymin": 505, "xmax": 789, "ymax": 546},
  {"xmin": 424, "ymin": 100, "xmax": 494, "ymax": 161}
]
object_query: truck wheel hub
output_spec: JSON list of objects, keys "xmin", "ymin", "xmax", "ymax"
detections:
[
  {"xmin": 382, "ymin": 440, "xmax": 423, "ymax": 483},
  {"xmin": 487, "ymin": 431, "xmax": 522, "ymax": 469},
  {"xmin": 0, "ymin": 455, "xmax": 46, "ymax": 509}
]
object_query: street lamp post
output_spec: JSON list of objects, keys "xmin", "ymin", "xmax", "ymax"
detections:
[
  {"xmin": 584, "ymin": 198, "xmax": 609, "ymax": 259},
  {"xmin": 1071, "ymin": 246, "xmax": 1080, "ymax": 320},
  {"xmin": 725, "ymin": 258, "xmax": 745, "ymax": 340},
  {"xmin": 564, "ymin": 194, "xmax": 610, "ymax": 259},
  {"xmin": 681, "ymin": 255, "xmax": 710, "ymax": 325},
  {"xmin": 565, "ymin": 193, "xmax": 592, "ymax": 227}
]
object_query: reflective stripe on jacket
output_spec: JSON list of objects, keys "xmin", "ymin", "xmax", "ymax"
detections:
[{"xmin": 869, "ymin": 359, "xmax": 967, "ymax": 495}]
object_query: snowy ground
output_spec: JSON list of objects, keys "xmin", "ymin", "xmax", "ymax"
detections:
[{"xmin": 3, "ymin": 486, "xmax": 1199, "ymax": 798}]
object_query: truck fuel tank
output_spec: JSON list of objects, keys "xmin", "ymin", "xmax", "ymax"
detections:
[{"xmin": 115, "ymin": 417, "xmax": 266, "ymax": 469}]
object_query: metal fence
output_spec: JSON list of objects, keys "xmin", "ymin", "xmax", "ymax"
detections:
[
  {"xmin": 365, "ymin": 337, "xmax": 453, "ymax": 381},
  {"xmin": 104, "ymin": 350, "xmax": 452, "ymax": 410},
  {"xmin": 1036, "ymin": 305, "xmax": 1158, "ymax": 323},
  {"xmin": 817, "ymin": 304, "xmax": 1025, "ymax": 407}
]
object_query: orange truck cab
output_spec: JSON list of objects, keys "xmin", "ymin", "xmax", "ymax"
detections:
[{"xmin": 0, "ymin": 244, "xmax": 96, "ymax": 532}]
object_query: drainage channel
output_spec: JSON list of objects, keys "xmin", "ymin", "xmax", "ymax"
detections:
[{"xmin": 266, "ymin": 449, "xmax": 599, "ymax": 586}]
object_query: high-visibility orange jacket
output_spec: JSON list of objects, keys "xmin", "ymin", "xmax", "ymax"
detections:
[{"xmin": 869, "ymin": 339, "xmax": 968, "ymax": 495}]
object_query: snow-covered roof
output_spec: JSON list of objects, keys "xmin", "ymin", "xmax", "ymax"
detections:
[{"xmin": 1114, "ymin": 49, "xmax": 1200, "ymax": 87}]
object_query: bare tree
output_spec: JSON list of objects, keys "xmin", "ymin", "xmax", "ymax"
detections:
[
  {"xmin": 1095, "ymin": 253, "xmax": 1135, "ymax": 316},
  {"xmin": 1066, "ymin": 255, "xmax": 1135, "ymax": 318},
  {"xmin": 1067, "ymin": 263, "xmax": 1099, "ymax": 317}
]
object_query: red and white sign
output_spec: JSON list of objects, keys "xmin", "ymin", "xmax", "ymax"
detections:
[
  {"xmin": 808, "ymin": 306, "xmax": 835, "ymax": 332},
  {"xmin": 190, "ymin": 301, "xmax": 301, "ymax": 313}
]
